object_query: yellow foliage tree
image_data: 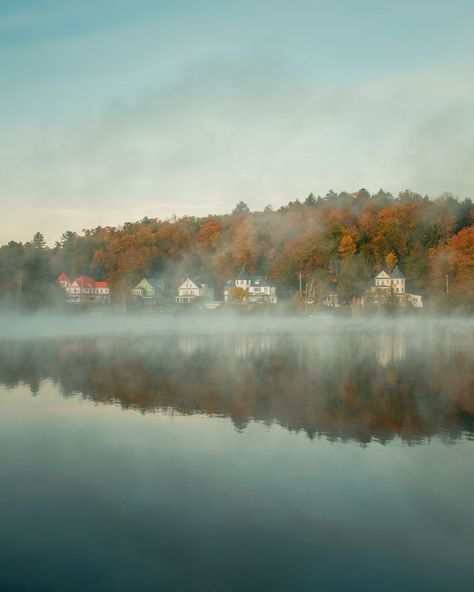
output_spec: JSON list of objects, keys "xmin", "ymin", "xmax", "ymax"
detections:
[
  {"xmin": 227, "ymin": 287, "xmax": 248, "ymax": 303},
  {"xmin": 338, "ymin": 234, "xmax": 356, "ymax": 258},
  {"xmin": 385, "ymin": 251, "xmax": 398, "ymax": 270}
]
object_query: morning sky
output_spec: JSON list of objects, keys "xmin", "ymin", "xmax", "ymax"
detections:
[{"xmin": 1, "ymin": 0, "xmax": 473, "ymax": 243}]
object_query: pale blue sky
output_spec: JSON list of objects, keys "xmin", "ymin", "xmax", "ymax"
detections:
[{"xmin": 1, "ymin": 1, "xmax": 474, "ymax": 242}]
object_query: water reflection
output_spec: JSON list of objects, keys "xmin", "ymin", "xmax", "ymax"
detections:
[
  {"xmin": 375, "ymin": 333, "xmax": 406, "ymax": 367},
  {"xmin": 0, "ymin": 328, "xmax": 473, "ymax": 444}
]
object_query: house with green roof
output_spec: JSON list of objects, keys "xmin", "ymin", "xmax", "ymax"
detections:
[{"xmin": 131, "ymin": 278, "xmax": 166, "ymax": 304}]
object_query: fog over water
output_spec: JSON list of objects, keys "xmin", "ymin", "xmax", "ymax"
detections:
[
  {"xmin": 1, "ymin": 314, "xmax": 473, "ymax": 443},
  {"xmin": 1, "ymin": 314, "xmax": 473, "ymax": 591},
  {"xmin": 1, "ymin": 310, "xmax": 474, "ymax": 338}
]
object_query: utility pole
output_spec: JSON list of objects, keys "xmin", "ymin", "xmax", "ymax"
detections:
[
  {"xmin": 16, "ymin": 270, "xmax": 23, "ymax": 310},
  {"xmin": 121, "ymin": 284, "xmax": 127, "ymax": 314},
  {"xmin": 299, "ymin": 271, "xmax": 302, "ymax": 297},
  {"xmin": 446, "ymin": 274, "xmax": 449, "ymax": 298}
]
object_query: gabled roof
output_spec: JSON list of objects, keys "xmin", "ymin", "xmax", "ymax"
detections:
[
  {"xmin": 390, "ymin": 265, "xmax": 405, "ymax": 279},
  {"xmin": 230, "ymin": 266, "xmax": 275, "ymax": 287},
  {"xmin": 57, "ymin": 272, "xmax": 70, "ymax": 282},
  {"xmin": 236, "ymin": 266, "xmax": 254, "ymax": 281},
  {"xmin": 133, "ymin": 277, "xmax": 164, "ymax": 291},
  {"xmin": 252, "ymin": 276, "xmax": 275, "ymax": 288},
  {"xmin": 179, "ymin": 277, "xmax": 199, "ymax": 289},
  {"xmin": 226, "ymin": 273, "xmax": 275, "ymax": 289},
  {"xmin": 375, "ymin": 270, "xmax": 391, "ymax": 279},
  {"xmin": 74, "ymin": 275, "xmax": 96, "ymax": 288},
  {"xmin": 95, "ymin": 281, "xmax": 109, "ymax": 289},
  {"xmin": 146, "ymin": 278, "xmax": 165, "ymax": 290}
]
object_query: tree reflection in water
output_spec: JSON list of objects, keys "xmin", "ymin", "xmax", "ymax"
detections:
[{"xmin": 0, "ymin": 327, "xmax": 473, "ymax": 445}]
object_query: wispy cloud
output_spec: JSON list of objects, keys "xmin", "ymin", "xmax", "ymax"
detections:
[{"xmin": 1, "ymin": 1, "xmax": 474, "ymax": 243}]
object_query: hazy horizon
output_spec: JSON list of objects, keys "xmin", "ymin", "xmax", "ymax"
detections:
[
  {"xmin": 1, "ymin": 0, "xmax": 474, "ymax": 243},
  {"xmin": 1, "ymin": 187, "xmax": 467, "ymax": 248}
]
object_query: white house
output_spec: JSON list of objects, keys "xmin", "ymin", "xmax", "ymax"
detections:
[
  {"xmin": 375, "ymin": 267, "xmax": 405, "ymax": 294},
  {"xmin": 224, "ymin": 267, "xmax": 277, "ymax": 304},
  {"xmin": 371, "ymin": 266, "xmax": 423, "ymax": 308},
  {"xmin": 176, "ymin": 278, "xmax": 214, "ymax": 304},
  {"xmin": 407, "ymin": 293, "xmax": 423, "ymax": 308}
]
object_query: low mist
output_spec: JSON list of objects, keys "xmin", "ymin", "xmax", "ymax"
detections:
[{"xmin": 1, "ymin": 313, "xmax": 473, "ymax": 445}]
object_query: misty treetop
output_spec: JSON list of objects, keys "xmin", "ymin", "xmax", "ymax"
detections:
[{"xmin": 1, "ymin": 189, "xmax": 473, "ymax": 308}]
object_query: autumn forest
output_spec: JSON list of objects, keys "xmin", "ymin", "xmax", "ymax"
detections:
[{"xmin": 1, "ymin": 188, "xmax": 473, "ymax": 309}]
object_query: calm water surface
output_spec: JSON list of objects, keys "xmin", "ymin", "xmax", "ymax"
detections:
[{"xmin": 0, "ymin": 318, "xmax": 473, "ymax": 591}]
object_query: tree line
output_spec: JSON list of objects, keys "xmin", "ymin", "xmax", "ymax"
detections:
[{"xmin": 1, "ymin": 188, "xmax": 473, "ymax": 309}]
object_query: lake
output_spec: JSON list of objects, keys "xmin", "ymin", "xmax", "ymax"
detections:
[{"xmin": 0, "ymin": 316, "xmax": 473, "ymax": 591}]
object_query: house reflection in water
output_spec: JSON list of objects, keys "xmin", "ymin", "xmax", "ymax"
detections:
[
  {"xmin": 375, "ymin": 334, "xmax": 407, "ymax": 367},
  {"xmin": 177, "ymin": 334, "xmax": 274, "ymax": 358},
  {"xmin": 234, "ymin": 334, "xmax": 273, "ymax": 359},
  {"xmin": 0, "ymin": 328, "xmax": 473, "ymax": 444},
  {"xmin": 177, "ymin": 336, "xmax": 201, "ymax": 356}
]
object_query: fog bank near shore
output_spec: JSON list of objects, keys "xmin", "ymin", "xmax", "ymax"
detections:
[{"xmin": 0, "ymin": 311, "xmax": 473, "ymax": 341}]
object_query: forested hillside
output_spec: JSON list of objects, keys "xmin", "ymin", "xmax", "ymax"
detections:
[{"xmin": 1, "ymin": 189, "xmax": 473, "ymax": 308}]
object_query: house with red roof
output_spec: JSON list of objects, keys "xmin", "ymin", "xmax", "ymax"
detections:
[
  {"xmin": 56, "ymin": 273, "xmax": 110, "ymax": 304},
  {"xmin": 57, "ymin": 272, "xmax": 70, "ymax": 288}
]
